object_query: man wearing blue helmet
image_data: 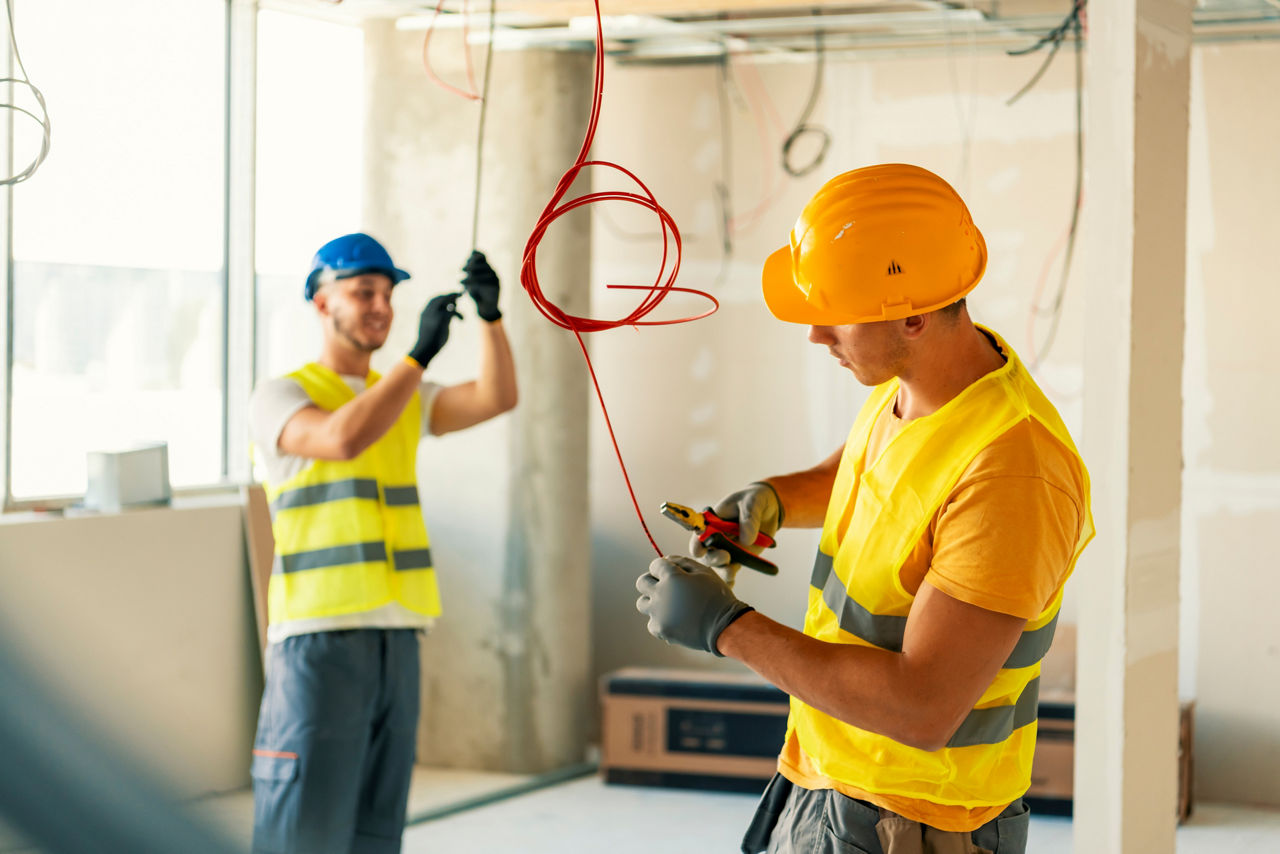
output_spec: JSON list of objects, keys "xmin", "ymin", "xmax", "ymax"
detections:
[{"xmin": 247, "ymin": 234, "xmax": 517, "ymax": 854}]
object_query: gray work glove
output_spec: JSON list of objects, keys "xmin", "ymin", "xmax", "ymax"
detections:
[
  {"xmin": 690, "ymin": 482, "xmax": 784, "ymax": 587},
  {"xmin": 635, "ymin": 556, "xmax": 754, "ymax": 656}
]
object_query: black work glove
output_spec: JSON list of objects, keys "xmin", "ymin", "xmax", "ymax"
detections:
[
  {"xmin": 407, "ymin": 292, "xmax": 463, "ymax": 368},
  {"xmin": 462, "ymin": 250, "xmax": 502, "ymax": 322}
]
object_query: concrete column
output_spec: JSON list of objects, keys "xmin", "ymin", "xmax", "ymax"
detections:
[
  {"xmin": 364, "ymin": 23, "xmax": 592, "ymax": 773},
  {"xmin": 489, "ymin": 48, "xmax": 594, "ymax": 774},
  {"xmin": 1075, "ymin": 2, "xmax": 1192, "ymax": 852}
]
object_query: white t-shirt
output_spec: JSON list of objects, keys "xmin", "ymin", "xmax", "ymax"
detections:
[{"xmin": 249, "ymin": 372, "xmax": 442, "ymax": 643}]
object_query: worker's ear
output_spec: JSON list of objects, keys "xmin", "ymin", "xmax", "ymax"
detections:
[
  {"xmin": 900, "ymin": 313, "xmax": 928, "ymax": 340},
  {"xmin": 312, "ymin": 286, "xmax": 333, "ymax": 317}
]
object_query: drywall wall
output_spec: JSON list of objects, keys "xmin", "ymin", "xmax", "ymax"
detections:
[
  {"xmin": 0, "ymin": 498, "xmax": 261, "ymax": 798},
  {"xmin": 1182, "ymin": 41, "xmax": 1280, "ymax": 806}
]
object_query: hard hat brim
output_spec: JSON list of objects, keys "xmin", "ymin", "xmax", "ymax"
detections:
[{"xmin": 762, "ymin": 245, "xmax": 859, "ymax": 326}]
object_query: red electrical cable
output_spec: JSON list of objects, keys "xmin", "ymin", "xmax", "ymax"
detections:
[
  {"xmin": 520, "ymin": 1, "xmax": 719, "ymax": 557},
  {"xmin": 422, "ymin": 0, "xmax": 481, "ymax": 101}
]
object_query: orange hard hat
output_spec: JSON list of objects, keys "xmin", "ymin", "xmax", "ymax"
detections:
[{"xmin": 762, "ymin": 164, "xmax": 987, "ymax": 325}]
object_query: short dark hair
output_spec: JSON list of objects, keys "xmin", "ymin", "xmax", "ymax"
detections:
[{"xmin": 937, "ymin": 297, "xmax": 967, "ymax": 321}]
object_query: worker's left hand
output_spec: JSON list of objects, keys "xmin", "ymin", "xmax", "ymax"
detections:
[
  {"xmin": 635, "ymin": 556, "xmax": 754, "ymax": 656},
  {"xmin": 462, "ymin": 250, "xmax": 502, "ymax": 322}
]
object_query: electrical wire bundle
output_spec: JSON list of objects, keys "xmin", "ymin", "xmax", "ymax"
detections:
[
  {"xmin": 421, "ymin": 0, "xmax": 497, "ymax": 250},
  {"xmin": 1, "ymin": 0, "xmax": 51, "ymax": 186},
  {"xmin": 1011, "ymin": 0, "xmax": 1087, "ymax": 369},
  {"xmin": 781, "ymin": 16, "xmax": 831, "ymax": 179}
]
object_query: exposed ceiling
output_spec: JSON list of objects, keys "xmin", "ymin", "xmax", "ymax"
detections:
[{"xmin": 265, "ymin": 0, "xmax": 1280, "ymax": 63}]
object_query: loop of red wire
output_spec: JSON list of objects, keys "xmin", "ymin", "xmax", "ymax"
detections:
[{"xmin": 519, "ymin": 2, "xmax": 720, "ymax": 556}]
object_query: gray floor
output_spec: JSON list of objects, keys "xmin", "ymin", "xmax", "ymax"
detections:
[
  {"xmin": 7, "ymin": 773, "xmax": 1280, "ymax": 853},
  {"xmin": 398, "ymin": 776, "xmax": 1280, "ymax": 853},
  {"xmin": 184, "ymin": 773, "xmax": 1280, "ymax": 854}
]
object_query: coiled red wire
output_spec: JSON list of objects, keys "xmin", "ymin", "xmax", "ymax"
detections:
[
  {"xmin": 518, "ymin": 1, "xmax": 719, "ymax": 555},
  {"xmin": 422, "ymin": 1, "xmax": 719, "ymax": 555}
]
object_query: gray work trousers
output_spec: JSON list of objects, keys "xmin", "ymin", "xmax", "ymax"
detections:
[
  {"xmin": 251, "ymin": 629, "xmax": 421, "ymax": 854},
  {"xmin": 743, "ymin": 774, "xmax": 1030, "ymax": 854}
]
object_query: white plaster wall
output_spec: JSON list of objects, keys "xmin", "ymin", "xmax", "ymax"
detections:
[{"xmin": 1181, "ymin": 42, "xmax": 1280, "ymax": 806}]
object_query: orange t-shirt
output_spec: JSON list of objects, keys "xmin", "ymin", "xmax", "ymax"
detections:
[{"xmin": 777, "ymin": 399, "xmax": 1087, "ymax": 832}]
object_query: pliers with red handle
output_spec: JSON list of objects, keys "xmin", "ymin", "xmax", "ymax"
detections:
[{"xmin": 659, "ymin": 501, "xmax": 779, "ymax": 576}]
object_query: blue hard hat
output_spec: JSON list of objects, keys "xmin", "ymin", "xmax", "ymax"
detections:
[{"xmin": 304, "ymin": 232, "xmax": 411, "ymax": 301}]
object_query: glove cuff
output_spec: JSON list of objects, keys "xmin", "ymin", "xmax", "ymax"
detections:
[
  {"xmin": 751, "ymin": 481, "xmax": 786, "ymax": 528},
  {"xmin": 404, "ymin": 353, "xmax": 426, "ymax": 370},
  {"xmin": 477, "ymin": 307, "xmax": 503, "ymax": 323},
  {"xmin": 710, "ymin": 603, "xmax": 755, "ymax": 657}
]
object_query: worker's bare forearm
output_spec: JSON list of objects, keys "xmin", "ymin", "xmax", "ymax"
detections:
[
  {"xmin": 428, "ymin": 321, "xmax": 518, "ymax": 435},
  {"xmin": 761, "ymin": 444, "xmax": 844, "ymax": 528},
  {"xmin": 716, "ymin": 611, "xmax": 961, "ymax": 752},
  {"xmin": 475, "ymin": 320, "xmax": 518, "ymax": 413},
  {"xmin": 322, "ymin": 358, "xmax": 424, "ymax": 457}
]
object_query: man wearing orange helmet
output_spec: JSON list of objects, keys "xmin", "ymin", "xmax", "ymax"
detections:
[{"xmin": 636, "ymin": 164, "xmax": 1093, "ymax": 853}]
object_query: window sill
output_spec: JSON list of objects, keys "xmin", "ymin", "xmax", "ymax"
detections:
[{"xmin": 2, "ymin": 482, "xmax": 252, "ymax": 523}]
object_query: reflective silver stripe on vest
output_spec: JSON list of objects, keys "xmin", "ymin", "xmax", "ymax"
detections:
[
  {"xmin": 271, "ymin": 478, "xmax": 379, "ymax": 512},
  {"xmin": 383, "ymin": 485, "xmax": 420, "ymax": 507},
  {"xmin": 811, "ymin": 550, "xmax": 907, "ymax": 652},
  {"xmin": 276, "ymin": 541, "xmax": 388, "ymax": 574},
  {"xmin": 810, "ymin": 551, "xmax": 1060, "ymax": 669},
  {"xmin": 946, "ymin": 677, "xmax": 1041, "ymax": 748},
  {"xmin": 392, "ymin": 548, "xmax": 433, "ymax": 571},
  {"xmin": 1004, "ymin": 611, "xmax": 1059, "ymax": 670}
]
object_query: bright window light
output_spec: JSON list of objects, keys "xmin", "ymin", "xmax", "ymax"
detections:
[
  {"xmin": 10, "ymin": 0, "xmax": 227, "ymax": 499},
  {"xmin": 255, "ymin": 10, "xmax": 365, "ymax": 383}
]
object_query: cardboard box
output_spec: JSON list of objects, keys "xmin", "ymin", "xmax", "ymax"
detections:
[
  {"xmin": 601, "ymin": 654, "xmax": 1196, "ymax": 823},
  {"xmin": 600, "ymin": 667, "xmax": 788, "ymax": 794}
]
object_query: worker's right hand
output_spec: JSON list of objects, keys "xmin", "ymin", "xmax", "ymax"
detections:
[
  {"xmin": 636, "ymin": 556, "xmax": 754, "ymax": 656},
  {"xmin": 691, "ymin": 482, "xmax": 784, "ymax": 587},
  {"xmin": 407, "ymin": 292, "xmax": 463, "ymax": 369},
  {"xmin": 462, "ymin": 250, "xmax": 502, "ymax": 322}
]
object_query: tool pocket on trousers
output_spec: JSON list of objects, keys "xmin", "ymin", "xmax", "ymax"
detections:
[
  {"xmin": 823, "ymin": 790, "xmax": 879, "ymax": 854},
  {"xmin": 821, "ymin": 827, "xmax": 874, "ymax": 854},
  {"xmin": 251, "ymin": 751, "xmax": 299, "ymax": 854},
  {"xmin": 992, "ymin": 801, "xmax": 1029, "ymax": 854}
]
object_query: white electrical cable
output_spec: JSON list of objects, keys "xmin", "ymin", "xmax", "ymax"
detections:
[{"xmin": 1, "ymin": 0, "xmax": 51, "ymax": 185}]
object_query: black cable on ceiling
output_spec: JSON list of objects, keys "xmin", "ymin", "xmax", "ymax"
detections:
[
  {"xmin": 1007, "ymin": 0, "xmax": 1086, "ymax": 106},
  {"xmin": 781, "ymin": 10, "xmax": 831, "ymax": 179},
  {"xmin": 1028, "ymin": 8, "xmax": 1084, "ymax": 368}
]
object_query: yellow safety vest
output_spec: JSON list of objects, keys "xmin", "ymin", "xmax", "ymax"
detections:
[
  {"xmin": 261, "ymin": 362, "xmax": 442, "ymax": 630},
  {"xmin": 791, "ymin": 328, "xmax": 1093, "ymax": 809}
]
